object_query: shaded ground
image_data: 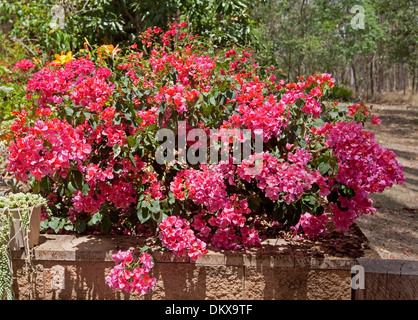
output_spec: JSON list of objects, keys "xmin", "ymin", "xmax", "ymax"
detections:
[{"xmin": 356, "ymin": 103, "xmax": 418, "ymax": 261}]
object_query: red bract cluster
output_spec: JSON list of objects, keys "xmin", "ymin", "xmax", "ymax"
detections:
[
  {"xmin": 25, "ymin": 57, "xmax": 98, "ymax": 107},
  {"xmin": 171, "ymin": 164, "xmax": 229, "ymax": 213},
  {"xmin": 207, "ymin": 196, "xmax": 260, "ymax": 250},
  {"xmin": 7, "ymin": 118, "xmax": 91, "ymax": 181},
  {"xmin": 13, "ymin": 59, "xmax": 35, "ymax": 71},
  {"xmin": 105, "ymin": 250, "xmax": 156, "ymax": 295},
  {"xmin": 5, "ymin": 21, "xmax": 405, "ymax": 295},
  {"xmin": 70, "ymin": 75, "xmax": 114, "ymax": 112},
  {"xmin": 222, "ymin": 73, "xmax": 335, "ymax": 142},
  {"xmin": 222, "ymin": 81, "xmax": 287, "ymax": 142}
]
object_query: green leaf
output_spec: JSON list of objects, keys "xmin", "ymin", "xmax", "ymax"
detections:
[
  {"xmin": 58, "ymin": 219, "xmax": 66, "ymax": 231},
  {"xmin": 29, "ymin": 177, "xmax": 40, "ymax": 193},
  {"xmin": 40, "ymin": 176, "xmax": 51, "ymax": 193},
  {"xmin": 302, "ymin": 195, "xmax": 315, "ymax": 205},
  {"xmin": 71, "ymin": 170, "xmax": 85, "ymax": 190},
  {"xmin": 149, "ymin": 199, "xmax": 160, "ymax": 213},
  {"xmin": 101, "ymin": 215, "xmax": 112, "ymax": 234},
  {"xmin": 201, "ymin": 104, "xmax": 212, "ymax": 117},
  {"xmin": 140, "ymin": 245, "xmax": 151, "ymax": 254},
  {"xmin": 298, "ymin": 137, "xmax": 307, "ymax": 149},
  {"xmin": 0, "ymin": 86, "xmax": 14, "ymax": 97},
  {"xmin": 225, "ymin": 89, "xmax": 236, "ymax": 100},
  {"xmin": 168, "ymin": 191, "xmax": 175, "ymax": 205},
  {"xmin": 170, "ymin": 70, "xmax": 177, "ymax": 83},
  {"xmin": 48, "ymin": 218, "xmax": 60, "ymax": 233},
  {"xmin": 88, "ymin": 212, "xmax": 102, "ymax": 226},
  {"xmin": 75, "ymin": 220, "xmax": 87, "ymax": 234},
  {"xmin": 128, "ymin": 153, "xmax": 137, "ymax": 168},
  {"xmin": 318, "ymin": 162, "xmax": 331, "ymax": 175},
  {"xmin": 40, "ymin": 219, "xmax": 49, "ymax": 232},
  {"xmin": 313, "ymin": 118, "xmax": 325, "ymax": 128},
  {"xmin": 209, "ymin": 96, "xmax": 216, "ymax": 106},
  {"xmin": 126, "ymin": 136, "xmax": 136, "ymax": 148},
  {"xmin": 67, "ymin": 181, "xmax": 77, "ymax": 195},
  {"xmin": 64, "ymin": 106, "xmax": 74, "ymax": 116},
  {"xmin": 43, "ymin": 140, "xmax": 52, "ymax": 148},
  {"xmin": 152, "ymin": 210, "xmax": 166, "ymax": 225},
  {"xmin": 113, "ymin": 163, "xmax": 124, "ymax": 174},
  {"xmin": 88, "ymin": 117, "xmax": 97, "ymax": 130},
  {"xmin": 64, "ymin": 223, "xmax": 74, "ymax": 231},
  {"xmin": 81, "ymin": 181, "xmax": 90, "ymax": 195}
]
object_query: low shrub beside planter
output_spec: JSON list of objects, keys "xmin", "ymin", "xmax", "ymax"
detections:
[
  {"xmin": 0, "ymin": 193, "xmax": 49, "ymax": 249},
  {"xmin": 0, "ymin": 193, "xmax": 50, "ymax": 299},
  {"xmin": 7, "ymin": 205, "xmax": 42, "ymax": 250}
]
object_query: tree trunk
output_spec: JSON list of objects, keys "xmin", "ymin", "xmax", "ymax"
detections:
[
  {"xmin": 377, "ymin": 58, "xmax": 383, "ymax": 93},
  {"xmin": 351, "ymin": 63, "xmax": 358, "ymax": 94},
  {"xmin": 393, "ymin": 65, "xmax": 397, "ymax": 91},
  {"xmin": 365, "ymin": 61, "xmax": 370, "ymax": 100},
  {"xmin": 370, "ymin": 55, "xmax": 375, "ymax": 98}
]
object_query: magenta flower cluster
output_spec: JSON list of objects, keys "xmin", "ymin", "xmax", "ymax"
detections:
[
  {"xmin": 237, "ymin": 149, "xmax": 327, "ymax": 204},
  {"xmin": 7, "ymin": 118, "xmax": 91, "ymax": 181},
  {"xmin": 158, "ymin": 215, "xmax": 209, "ymax": 260},
  {"xmin": 13, "ymin": 59, "xmax": 35, "ymax": 71},
  {"xmin": 105, "ymin": 250, "xmax": 157, "ymax": 295},
  {"xmin": 323, "ymin": 121, "xmax": 405, "ymax": 231}
]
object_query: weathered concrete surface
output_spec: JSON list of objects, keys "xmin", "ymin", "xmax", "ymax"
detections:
[{"xmin": 11, "ymin": 224, "xmax": 379, "ymax": 300}]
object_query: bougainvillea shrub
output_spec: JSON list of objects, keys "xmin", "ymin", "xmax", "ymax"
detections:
[{"xmin": 5, "ymin": 22, "xmax": 404, "ymax": 292}]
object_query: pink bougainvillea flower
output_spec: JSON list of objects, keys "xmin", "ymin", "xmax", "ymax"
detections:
[
  {"xmin": 158, "ymin": 215, "xmax": 208, "ymax": 260},
  {"xmin": 371, "ymin": 114, "xmax": 382, "ymax": 125},
  {"xmin": 292, "ymin": 212, "xmax": 328, "ymax": 238},
  {"xmin": 14, "ymin": 59, "xmax": 35, "ymax": 71},
  {"xmin": 106, "ymin": 250, "xmax": 157, "ymax": 295}
]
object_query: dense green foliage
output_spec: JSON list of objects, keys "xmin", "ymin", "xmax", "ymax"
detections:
[
  {"xmin": 1, "ymin": 0, "xmax": 416, "ymax": 97},
  {"xmin": 0, "ymin": 0, "xmax": 269, "ymax": 53}
]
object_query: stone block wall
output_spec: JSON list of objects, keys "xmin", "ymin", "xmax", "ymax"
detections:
[{"xmin": 11, "ymin": 224, "xmax": 380, "ymax": 300}]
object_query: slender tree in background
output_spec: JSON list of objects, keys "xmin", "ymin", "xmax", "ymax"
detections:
[{"xmin": 256, "ymin": 0, "xmax": 416, "ymax": 98}]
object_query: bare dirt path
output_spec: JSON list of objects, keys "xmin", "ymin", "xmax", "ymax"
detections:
[{"xmin": 355, "ymin": 103, "xmax": 417, "ymax": 261}]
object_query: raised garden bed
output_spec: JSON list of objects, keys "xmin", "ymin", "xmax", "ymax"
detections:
[{"xmin": 11, "ymin": 223, "xmax": 379, "ymax": 300}]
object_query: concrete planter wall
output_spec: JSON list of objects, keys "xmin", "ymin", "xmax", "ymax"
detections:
[
  {"xmin": 11, "ymin": 224, "xmax": 381, "ymax": 300},
  {"xmin": 0, "ymin": 205, "xmax": 42, "ymax": 251}
]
